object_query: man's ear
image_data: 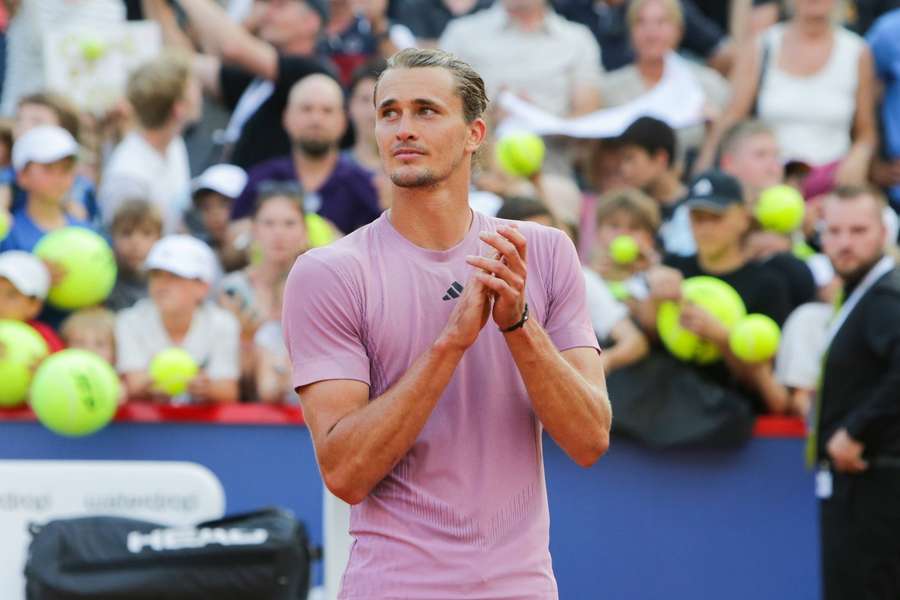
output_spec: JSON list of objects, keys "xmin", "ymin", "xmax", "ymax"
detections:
[{"xmin": 467, "ymin": 118, "xmax": 488, "ymax": 154}]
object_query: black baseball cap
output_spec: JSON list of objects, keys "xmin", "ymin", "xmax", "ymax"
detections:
[
  {"xmin": 684, "ymin": 170, "xmax": 745, "ymax": 212},
  {"xmin": 615, "ymin": 116, "xmax": 677, "ymax": 167}
]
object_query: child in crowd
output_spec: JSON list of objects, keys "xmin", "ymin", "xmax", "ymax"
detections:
[
  {"xmin": 191, "ymin": 163, "xmax": 249, "ymax": 272},
  {"xmin": 115, "ymin": 235, "xmax": 239, "ymax": 404},
  {"xmin": 0, "ymin": 125, "xmax": 86, "ymax": 252},
  {"xmin": 60, "ymin": 307, "xmax": 117, "ymax": 366},
  {"xmin": 0, "ymin": 250, "xmax": 64, "ymax": 351},
  {"xmin": 106, "ymin": 200, "xmax": 163, "ymax": 312}
]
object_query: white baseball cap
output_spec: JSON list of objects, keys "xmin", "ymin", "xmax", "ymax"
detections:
[
  {"xmin": 191, "ymin": 164, "xmax": 248, "ymax": 200},
  {"xmin": 12, "ymin": 125, "xmax": 79, "ymax": 172},
  {"xmin": 0, "ymin": 251, "xmax": 50, "ymax": 300},
  {"xmin": 144, "ymin": 235, "xmax": 216, "ymax": 284}
]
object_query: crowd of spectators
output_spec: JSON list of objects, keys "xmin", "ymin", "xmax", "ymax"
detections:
[{"xmin": 0, "ymin": 0, "xmax": 898, "ymax": 427}]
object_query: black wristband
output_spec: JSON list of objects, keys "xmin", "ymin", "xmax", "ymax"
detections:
[{"xmin": 501, "ymin": 303, "xmax": 529, "ymax": 333}]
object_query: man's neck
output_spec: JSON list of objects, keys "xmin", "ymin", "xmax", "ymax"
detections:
[
  {"xmin": 842, "ymin": 253, "xmax": 888, "ymax": 296},
  {"xmin": 648, "ymin": 173, "xmax": 685, "ymax": 206},
  {"xmin": 26, "ymin": 195, "xmax": 67, "ymax": 230},
  {"xmin": 292, "ymin": 148, "xmax": 339, "ymax": 192},
  {"xmin": 389, "ymin": 169, "xmax": 473, "ymax": 251},
  {"xmin": 506, "ymin": 5, "xmax": 546, "ymax": 32},
  {"xmin": 697, "ymin": 244, "xmax": 746, "ymax": 274},
  {"xmin": 140, "ymin": 124, "xmax": 179, "ymax": 157}
]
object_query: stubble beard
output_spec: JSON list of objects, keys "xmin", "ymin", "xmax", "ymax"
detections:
[{"xmin": 296, "ymin": 138, "xmax": 334, "ymax": 158}]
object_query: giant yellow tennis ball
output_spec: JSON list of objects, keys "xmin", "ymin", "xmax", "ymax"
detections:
[
  {"xmin": 0, "ymin": 211, "xmax": 10, "ymax": 241},
  {"xmin": 0, "ymin": 320, "xmax": 49, "ymax": 407},
  {"xmin": 495, "ymin": 132, "xmax": 545, "ymax": 178},
  {"xmin": 30, "ymin": 349, "xmax": 120, "ymax": 437},
  {"xmin": 33, "ymin": 227, "xmax": 117, "ymax": 310},
  {"xmin": 305, "ymin": 213, "xmax": 337, "ymax": 248},
  {"xmin": 610, "ymin": 234, "xmax": 639, "ymax": 265},
  {"xmin": 149, "ymin": 348, "xmax": 199, "ymax": 396},
  {"xmin": 79, "ymin": 36, "xmax": 107, "ymax": 61},
  {"xmin": 657, "ymin": 276, "xmax": 747, "ymax": 364},
  {"xmin": 729, "ymin": 313, "xmax": 781, "ymax": 363},
  {"xmin": 755, "ymin": 185, "xmax": 805, "ymax": 233}
]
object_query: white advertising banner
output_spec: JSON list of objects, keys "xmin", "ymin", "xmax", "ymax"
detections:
[{"xmin": 0, "ymin": 460, "xmax": 225, "ymax": 600}]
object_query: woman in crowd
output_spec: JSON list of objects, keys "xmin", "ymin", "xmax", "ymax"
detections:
[
  {"xmin": 602, "ymin": 0, "xmax": 731, "ymax": 170},
  {"xmin": 218, "ymin": 183, "xmax": 308, "ymax": 403},
  {"xmin": 696, "ymin": 0, "xmax": 876, "ymax": 186}
]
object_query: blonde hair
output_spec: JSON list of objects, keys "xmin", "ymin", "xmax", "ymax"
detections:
[
  {"xmin": 627, "ymin": 0, "xmax": 684, "ymax": 29},
  {"xmin": 127, "ymin": 52, "xmax": 192, "ymax": 129},
  {"xmin": 596, "ymin": 187, "xmax": 662, "ymax": 234},
  {"xmin": 60, "ymin": 307, "xmax": 116, "ymax": 345}
]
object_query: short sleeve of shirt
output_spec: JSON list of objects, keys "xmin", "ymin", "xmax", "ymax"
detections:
[
  {"xmin": 282, "ymin": 252, "xmax": 371, "ymax": 389},
  {"xmin": 115, "ymin": 305, "xmax": 152, "ymax": 374},
  {"xmin": 205, "ymin": 308, "xmax": 240, "ymax": 381},
  {"xmin": 542, "ymin": 229, "xmax": 601, "ymax": 353}
]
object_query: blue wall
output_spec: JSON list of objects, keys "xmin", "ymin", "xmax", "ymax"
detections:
[{"xmin": 0, "ymin": 421, "xmax": 819, "ymax": 598}]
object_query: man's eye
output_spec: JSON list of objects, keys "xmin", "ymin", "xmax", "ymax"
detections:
[
  {"xmin": 382, "ymin": 109, "xmax": 398, "ymax": 118},
  {"xmin": 420, "ymin": 107, "xmax": 435, "ymax": 116}
]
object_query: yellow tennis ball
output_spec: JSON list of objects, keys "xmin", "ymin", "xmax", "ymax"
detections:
[
  {"xmin": 495, "ymin": 132, "xmax": 545, "ymax": 178},
  {"xmin": 729, "ymin": 313, "xmax": 781, "ymax": 363},
  {"xmin": 33, "ymin": 227, "xmax": 117, "ymax": 310},
  {"xmin": 0, "ymin": 211, "xmax": 10, "ymax": 241},
  {"xmin": 80, "ymin": 36, "xmax": 107, "ymax": 61},
  {"xmin": 30, "ymin": 349, "xmax": 120, "ymax": 437},
  {"xmin": 610, "ymin": 235, "xmax": 639, "ymax": 265},
  {"xmin": 755, "ymin": 185, "xmax": 805, "ymax": 233},
  {"xmin": 657, "ymin": 276, "xmax": 747, "ymax": 364},
  {"xmin": 149, "ymin": 348, "xmax": 199, "ymax": 396},
  {"xmin": 305, "ymin": 213, "xmax": 337, "ymax": 247},
  {"xmin": 0, "ymin": 320, "xmax": 49, "ymax": 407}
]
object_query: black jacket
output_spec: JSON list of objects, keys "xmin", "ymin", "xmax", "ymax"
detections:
[{"xmin": 818, "ymin": 267, "xmax": 900, "ymax": 460}]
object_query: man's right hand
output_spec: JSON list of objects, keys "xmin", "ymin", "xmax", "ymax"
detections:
[{"xmin": 437, "ymin": 274, "xmax": 491, "ymax": 352}]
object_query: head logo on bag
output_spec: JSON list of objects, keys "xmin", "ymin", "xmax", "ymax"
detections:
[{"xmin": 127, "ymin": 527, "xmax": 269, "ymax": 553}]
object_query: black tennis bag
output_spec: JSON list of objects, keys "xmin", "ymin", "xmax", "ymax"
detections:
[{"xmin": 24, "ymin": 508, "xmax": 317, "ymax": 600}]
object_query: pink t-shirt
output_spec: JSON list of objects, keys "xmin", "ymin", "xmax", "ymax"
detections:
[{"xmin": 283, "ymin": 210, "xmax": 598, "ymax": 599}]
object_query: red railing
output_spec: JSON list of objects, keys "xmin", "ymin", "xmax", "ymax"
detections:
[{"xmin": 0, "ymin": 403, "xmax": 806, "ymax": 437}]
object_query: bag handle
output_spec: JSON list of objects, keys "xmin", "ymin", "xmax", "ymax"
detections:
[{"xmin": 195, "ymin": 506, "xmax": 291, "ymax": 528}]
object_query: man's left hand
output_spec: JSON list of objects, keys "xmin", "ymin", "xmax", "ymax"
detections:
[
  {"xmin": 827, "ymin": 428, "xmax": 868, "ymax": 473},
  {"xmin": 466, "ymin": 226, "xmax": 527, "ymax": 331}
]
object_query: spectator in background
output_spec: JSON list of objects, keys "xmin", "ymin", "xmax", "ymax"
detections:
[
  {"xmin": 115, "ymin": 235, "xmax": 239, "ymax": 404},
  {"xmin": 320, "ymin": 0, "xmax": 414, "ymax": 86},
  {"xmin": 0, "ymin": 126, "xmax": 84, "ymax": 253},
  {"xmin": 145, "ymin": 0, "xmax": 330, "ymax": 171},
  {"xmin": 220, "ymin": 185, "xmax": 309, "ymax": 403},
  {"xmin": 602, "ymin": 0, "xmax": 730, "ymax": 169},
  {"xmin": 347, "ymin": 60, "xmax": 386, "ymax": 174},
  {"xmin": 99, "ymin": 53, "xmax": 201, "ymax": 234},
  {"xmin": 232, "ymin": 74, "xmax": 380, "ymax": 233},
  {"xmin": 439, "ymin": 0, "xmax": 602, "ymax": 173},
  {"xmin": 718, "ymin": 119, "xmax": 782, "ymax": 203},
  {"xmin": 645, "ymin": 170, "xmax": 795, "ymax": 414},
  {"xmin": 697, "ymin": 0, "xmax": 877, "ymax": 187},
  {"xmin": 60, "ymin": 307, "xmax": 117, "ymax": 367},
  {"xmin": 394, "ymin": 0, "xmax": 493, "ymax": 47},
  {"xmin": 814, "ymin": 186, "xmax": 900, "ymax": 600},
  {"xmin": 0, "ymin": 92, "xmax": 99, "ymax": 224},
  {"xmin": 496, "ymin": 195, "xmax": 650, "ymax": 373},
  {"xmin": 867, "ymin": 9, "xmax": 900, "ymax": 210},
  {"xmin": 0, "ymin": 250, "xmax": 64, "ymax": 351},
  {"xmin": 191, "ymin": 163, "xmax": 250, "ymax": 272},
  {"xmin": 106, "ymin": 200, "xmax": 163, "ymax": 313},
  {"xmin": 615, "ymin": 116, "xmax": 692, "ymax": 256}
]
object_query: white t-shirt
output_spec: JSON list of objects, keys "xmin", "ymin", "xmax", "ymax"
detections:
[
  {"xmin": 115, "ymin": 298, "xmax": 240, "ymax": 381},
  {"xmin": 99, "ymin": 132, "xmax": 191, "ymax": 233},
  {"xmin": 583, "ymin": 267, "xmax": 628, "ymax": 341},
  {"xmin": 774, "ymin": 302, "xmax": 833, "ymax": 389}
]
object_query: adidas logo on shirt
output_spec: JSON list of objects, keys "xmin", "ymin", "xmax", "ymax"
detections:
[{"xmin": 442, "ymin": 281, "xmax": 464, "ymax": 301}]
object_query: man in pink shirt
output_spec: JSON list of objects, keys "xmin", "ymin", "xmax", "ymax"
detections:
[{"xmin": 282, "ymin": 48, "xmax": 611, "ymax": 599}]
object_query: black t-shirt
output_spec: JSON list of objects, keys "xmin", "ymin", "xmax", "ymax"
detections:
[
  {"xmin": 395, "ymin": 0, "xmax": 494, "ymax": 41},
  {"xmin": 219, "ymin": 54, "xmax": 330, "ymax": 171},
  {"xmin": 663, "ymin": 254, "xmax": 793, "ymax": 325},
  {"xmin": 762, "ymin": 252, "xmax": 817, "ymax": 311}
]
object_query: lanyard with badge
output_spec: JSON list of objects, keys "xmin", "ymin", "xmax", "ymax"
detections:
[{"xmin": 811, "ymin": 255, "xmax": 896, "ymax": 499}]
